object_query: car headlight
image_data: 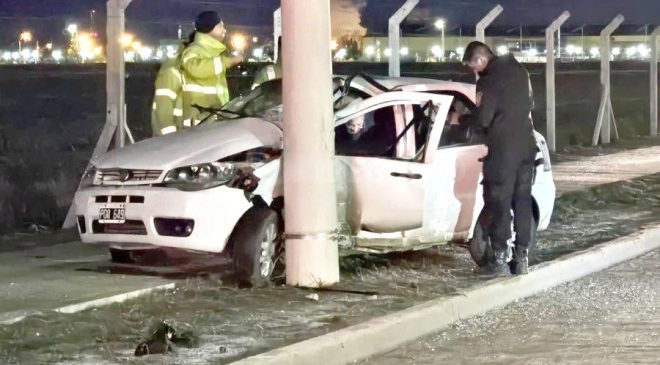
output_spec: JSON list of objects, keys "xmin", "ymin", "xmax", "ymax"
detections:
[
  {"xmin": 80, "ymin": 166, "xmax": 97, "ymax": 188},
  {"xmin": 163, "ymin": 162, "xmax": 236, "ymax": 191}
]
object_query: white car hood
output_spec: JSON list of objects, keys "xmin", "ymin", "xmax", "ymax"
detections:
[{"xmin": 94, "ymin": 118, "xmax": 282, "ymax": 170}]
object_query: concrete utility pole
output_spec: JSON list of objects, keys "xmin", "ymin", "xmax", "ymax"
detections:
[
  {"xmin": 388, "ymin": 0, "xmax": 419, "ymax": 77},
  {"xmin": 593, "ymin": 14, "xmax": 624, "ymax": 146},
  {"xmin": 107, "ymin": 0, "xmax": 132, "ymax": 149},
  {"xmin": 651, "ymin": 27, "xmax": 660, "ymax": 137},
  {"xmin": 273, "ymin": 7, "xmax": 281, "ymax": 62},
  {"xmin": 545, "ymin": 11, "xmax": 571, "ymax": 152},
  {"xmin": 282, "ymin": 0, "xmax": 339, "ymax": 287},
  {"xmin": 476, "ymin": 4, "xmax": 503, "ymax": 43}
]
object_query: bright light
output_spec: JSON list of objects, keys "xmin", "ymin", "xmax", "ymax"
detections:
[
  {"xmin": 400, "ymin": 47, "xmax": 409, "ymax": 56},
  {"xmin": 66, "ymin": 24, "xmax": 78, "ymax": 35},
  {"xmin": 20, "ymin": 31, "xmax": 33, "ymax": 43},
  {"xmin": 566, "ymin": 44, "xmax": 576, "ymax": 55},
  {"xmin": 252, "ymin": 37, "xmax": 259, "ymax": 43},
  {"xmin": 456, "ymin": 46, "xmax": 465, "ymax": 56},
  {"xmin": 52, "ymin": 49, "xmax": 63, "ymax": 61},
  {"xmin": 364, "ymin": 45, "xmax": 376, "ymax": 57},
  {"xmin": 330, "ymin": 39, "xmax": 338, "ymax": 51},
  {"xmin": 434, "ymin": 19, "xmax": 445, "ymax": 30},
  {"xmin": 575, "ymin": 46, "xmax": 583, "ymax": 55},
  {"xmin": 124, "ymin": 50, "xmax": 136, "ymax": 62},
  {"xmin": 131, "ymin": 41, "xmax": 143, "ymax": 52},
  {"xmin": 252, "ymin": 47, "xmax": 264, "ymax": 59},
  {"xmin": 166, "ymin": 46, "xmax": 177, "ymax": 59},
  {"xmin": 526, "ymin": 48, "xmax": 538, "ymax": 57},
  {"xmin": 612, "ymin": 47, "xmax": 621, "ymax": 56},
  {"xmin": 2, "ymin": 52, "xmax": 11, "ymax": 61},
  {"xmin": 120, "ymin": 33, "xmax": 134, "ymax": 48},
  {"xmin": 20, "ymin": 48, "xmax": 31, "ymax": 60},
  {"xmin": 625, "ymin": 46, "xmax": 637, "ymax": 57},
  {"xmin": 497, "ymin": 45, "xmax": 508, "ymax": 56},
  {"xmin": 11, "ymin": 52, "xmax": 20, "ymax": 60},
  {"xmin": 31, "ymin": 49, "xmax": 40, "ymax": 59},
  {"xmin": 334, "ymin": 48, "xmax": 348, "ymax": 60},
  {"xmin": 638, "ymin": 44, "xmax": 650, "ymax": 58},
  {"xmin": 590, "ymin": 47, "xmax": 600, "ymax": 57},
  {"xmin": 230, "ymin": 33, "xmax": 248, "ymax": 52},
  {"xmin": 138, "ymin": 46, "xmax": 153, "ymax": 60},
  {"xmin": 45, "ymin": 42, "xmax": 53, "ymax": 50},
  {"xmin": 94, "ymin": 46, "xmax": 103, "ymax": 56},
  {"xmin": 156, "ymin": 50, "xmax": 164, "ymax": 60},
  {"xmin": 431, "ymin": 45, "xmax": 443, "ymax": 58},
  {"xmin": 384, "ymin": 48, "xmax": 392, "ymax": 57}
]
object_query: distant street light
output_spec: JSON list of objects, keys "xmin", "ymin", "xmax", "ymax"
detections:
[
  {"xmin": 400, "ymin": 46, "xmax": 409, "ymax": 56},
  {"xmin": 18, "ymin": 31, "xmax": 33, "ymax": 54},
  {"xmin": 52, "ymin": 49, "xmax": 64, "ymax": 62},
  {"xmin": 364, "ymin": 45, "xmax": 376, "ymax": 57},
  {"xmin": 590, "ymin": 47, "xmax": 600, "ymax": 58},
  {"xmin": 66, "ymin": 24, "xmax": 78, "ymax": 36},
  {"xmin": 612, "ymin": 47, "xmax": 621, "ymax": 56},
  {"xmin": 497, "ymin": 45, "xmax": 508, "ymax": 55},
  {"xmin": 435, "ymin": 19, "xmax": 445, "ymax": 61},
  {"xmin": 330, "ymin": 39, "xmax": 338, "ymax": 51},
  {"xmin": 46, "ymin": 42, "xmax": 53, "ymax": 50},
  {"xmin": 431, "ymin": 45, "xmax": 443, "ymax": 59},
  {"xmin": 230, "ymin": 33, "xmax": 248, "ymax": 53},
  {"xmin": 120, "ymin": 33, "xmax": 134, "ymax": 48}
]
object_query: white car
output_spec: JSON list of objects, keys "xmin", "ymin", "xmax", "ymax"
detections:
[{"xmin": 74, "ymin": 75, "xmax": 555, "ymax": 285}]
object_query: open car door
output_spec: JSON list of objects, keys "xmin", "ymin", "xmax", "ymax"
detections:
[{"xmin": 334, "ymin": 91, "xmax": 453, "ymax": 236}]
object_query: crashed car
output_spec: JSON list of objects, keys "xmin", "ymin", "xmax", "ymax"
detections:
[{"xmin": 73, "ymin": 74, "xmax": 555, "ymax": 285}]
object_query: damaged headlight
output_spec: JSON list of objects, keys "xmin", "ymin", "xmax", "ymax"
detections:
[
  {"xmin": 80, "ymin": 166, "xmax": 97, "ymax": 188},
  {"xmin": 163, "ymin": 162, "xmax": 236, "ymax": 191}
]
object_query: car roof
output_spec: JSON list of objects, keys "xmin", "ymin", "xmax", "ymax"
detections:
[{"xmin": 346, "ymin": 75, "xmax": 477, "ymax": 103}]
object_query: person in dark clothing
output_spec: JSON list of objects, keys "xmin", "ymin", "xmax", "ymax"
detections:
[{"xmin": 463, "ymin": 41, "xmax": 536, "ymax": 276}]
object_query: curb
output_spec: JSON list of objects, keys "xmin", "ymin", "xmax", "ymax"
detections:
[{"xmin": 232, "ymin": 224, "xmax": 660, "ymax": 365}]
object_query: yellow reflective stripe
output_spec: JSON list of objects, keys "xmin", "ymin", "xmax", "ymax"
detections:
[
  {"xmin": 182, "ymin": 119, "xmax": 192, "ymax": 127},
  {"xmin": 161, "ymin": 126, "xmax": 177, "ymax": 135},
  {"xmin": 193, "ymin": 119, "xmax": 201, "ymax": 126},
  {"xmin": 152, "ymin": 102, "xmax": 157, "ymax": 110},
  {"xmin": 182, "ymin": 84, "xmax": 221, "ymax": 95},
  {"xmin": 173, "ymin": 108, "xmax": 183, "ymax": 117},
  {"xmin": 170, "ymin": 68, "xmax": 182, "ymax": 80},
  {"xmin": 155, "ymin": 88, "xmax": 178, "ymax": 100},
  {"xmin": 213, "ymin": 57, "xmax": 223, "ymax": 75}
]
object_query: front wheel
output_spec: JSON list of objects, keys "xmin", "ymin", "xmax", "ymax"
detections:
[{"xmin": 230, "ymin": 207, "xmax": 284, "ymax": 287}]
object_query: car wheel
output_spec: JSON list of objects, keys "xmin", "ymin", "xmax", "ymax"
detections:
[
  {"xmin": 468, "ymin": 210, "xmax": 494, "ymax": 267},
  {"xmin": 231, "ymin": 207, "xmax": 284, "ymax": 287}
]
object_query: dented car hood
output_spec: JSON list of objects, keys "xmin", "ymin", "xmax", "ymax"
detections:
[{"xmin": 93, "ymin": 118, "xmax": 282, "ymax": 170}]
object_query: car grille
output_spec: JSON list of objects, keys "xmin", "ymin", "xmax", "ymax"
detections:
[
  {"xmin": 96, "ymin": 169, "xmax": 162, "ymax": 184},
  {"xmin": 92, "ymin": 220, "xmax": 147, "ymax": 235}
]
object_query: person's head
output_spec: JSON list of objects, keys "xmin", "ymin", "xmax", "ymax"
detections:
[
  {"xmin": 195, "ymin": 11, "xmax": 226, "ymax": 41},
  {"xmin": 346, "ymin": 115, "xmax": 365, "ymax": 135},
  {"xmin": 462, "ymin": 41, "xmax": 494, "ymax": 74}
]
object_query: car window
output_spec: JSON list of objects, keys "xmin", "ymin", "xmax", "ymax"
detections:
[
  {"xmin": 438, "ymin": 94, "xmax": 486, "ymax": 148},
  {"xmin": 335, "ymin": 106, "xmax": 397, "ymax": 158}
]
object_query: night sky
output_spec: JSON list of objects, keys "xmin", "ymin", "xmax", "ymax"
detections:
[{"xmin": 0, "ymin": 0, "xmax": 658, "ymax": 47}]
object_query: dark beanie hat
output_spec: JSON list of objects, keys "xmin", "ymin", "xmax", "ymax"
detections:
[{"xmin": 195, "ymin": 11, "xmax": 221, "ymax": 33}]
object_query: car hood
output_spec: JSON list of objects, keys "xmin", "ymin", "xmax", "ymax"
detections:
[{"xmin": 93, "ymin": 118, "xmax": 282, "ymax": 170}]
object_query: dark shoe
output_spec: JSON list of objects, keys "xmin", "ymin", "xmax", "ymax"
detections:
[
  {"xmin": 477, "ymin": 250, "xmax": 511, "ymax": 278},
  {"xmin": 514, "ymin": 248, "xmax": 529, "ymax": 275}
]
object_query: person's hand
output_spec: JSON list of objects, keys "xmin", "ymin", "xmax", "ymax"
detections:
[{"xmin": 228, "ymin": 54, "xmax": 244, "ymax": 66}]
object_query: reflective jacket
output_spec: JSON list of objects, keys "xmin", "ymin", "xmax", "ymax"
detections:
[
  {"xmin": 151, "ymin": 54, "xmax": 184, "ymax": 136},
  {"xmin": 251, "ymin": 62, "xmax": 282, "ymax": 90},
  {"xmin": 181, "ymin": 32, "xmax": 232, "ymax": 126}
]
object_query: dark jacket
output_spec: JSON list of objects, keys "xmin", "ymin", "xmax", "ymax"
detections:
[{"xmin": 475, "ymin": 55, "xmax": 534, "ymax": 156}]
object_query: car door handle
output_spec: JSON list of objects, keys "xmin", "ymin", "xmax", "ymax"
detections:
[{"xmin": 391, "ymin": 172, "xmax": 423, "ymax": 179}]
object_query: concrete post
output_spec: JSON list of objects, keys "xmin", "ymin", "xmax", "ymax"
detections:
[
  {"xmin": 273, "ymin": 7, "xmax": 281, "ymax": 62},
  {"xmin": 388, "ymin": 0, "xmax": 419, "ymax": 77},
  {"xmin": 476, "ymin": 4, "xmax": 503, "ymax": 43},
  {"xmin": 107, "ymin": 0, "xmax": 132, "ymax": 149},
  {"xmin": 282, "ymin": 0, "xmax": 339, "ymax": 287},
  {"xmin": 545, "ymin": 11, "xmax": 570, "ymax": 152},
  {"xmin": 651, "ymin": 27, "xmax": 660, "ymax": 137},
  {"xmin": 597, "ymin": 14, "xmax": 624, "ymax": 144}
]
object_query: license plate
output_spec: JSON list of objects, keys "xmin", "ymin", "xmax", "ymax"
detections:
[{"xmin": 99, "ymin": 203, "xmax": 126, "ymax": 224}]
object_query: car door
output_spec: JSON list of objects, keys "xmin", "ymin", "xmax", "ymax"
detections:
[{"xmin": 334, "ymin": 91, "xmax": 453, "ymax": 234}]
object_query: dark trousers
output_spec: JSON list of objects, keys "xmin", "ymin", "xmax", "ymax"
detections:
[{"xmin": 483, "ymin": 146, "xmax": 535, "ymax": 253}]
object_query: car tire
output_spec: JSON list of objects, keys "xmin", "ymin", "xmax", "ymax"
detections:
[
  {"xmin": 468, "ymin": 210, "xmax": 494, "ymax": 267},
  {"xmin": 231, "ymin": 207, "xmax": 284, "ymax": 287},
  {"xmin": 468, "ymin": 210, "xmax": 538, "ymax": 268}
]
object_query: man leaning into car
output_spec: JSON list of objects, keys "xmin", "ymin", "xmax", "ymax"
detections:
[{"xmin": 463, "ymin": 41, "xmax": 536, "ymax": 276}]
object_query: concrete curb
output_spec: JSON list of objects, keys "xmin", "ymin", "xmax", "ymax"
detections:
[
  {"xmin": 0, "ymin": 283, "xmax": 176, "ymax": 325},
  {"xmin": 232, "ymin": 224, "xmax": 660, "ymax": 365}
]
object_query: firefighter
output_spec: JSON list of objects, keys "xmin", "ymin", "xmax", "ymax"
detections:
[
  {"xmin": 151, "ymin": 45, "xmax": 185, "ymax": 137},
  {"xmin": 463, "ymin": 41, "xmax": 536, "ymax": 276},
  {"xmin": 181, "ymin": 11, "xmax": 244, "ymax": 127}
]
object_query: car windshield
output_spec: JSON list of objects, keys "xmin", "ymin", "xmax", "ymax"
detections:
[{"xmin": 222, "ymin": 79, "xmax": 283, "ymax": 120}]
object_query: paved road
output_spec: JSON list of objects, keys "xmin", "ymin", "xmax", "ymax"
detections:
[{"xmin": 364, "ymin": 249, "xmax": 660, "ymax": 365}]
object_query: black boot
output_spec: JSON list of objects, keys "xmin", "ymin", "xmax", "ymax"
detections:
[
  {"xmin": 478, "ymin": 250, "xmax": 510, "ymax": 278},
  {"xmin": 514, "ymin": 248, "xmax": 529, "ymax": 275}
]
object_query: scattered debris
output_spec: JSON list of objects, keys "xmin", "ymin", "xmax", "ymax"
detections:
[
  {"xmin": 134, "ymin": 322, "xmax": 199, "ymax": 357},
  {"xmin": 305, "ymin": 293, "xmax": 319, "ymax": 301}
]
